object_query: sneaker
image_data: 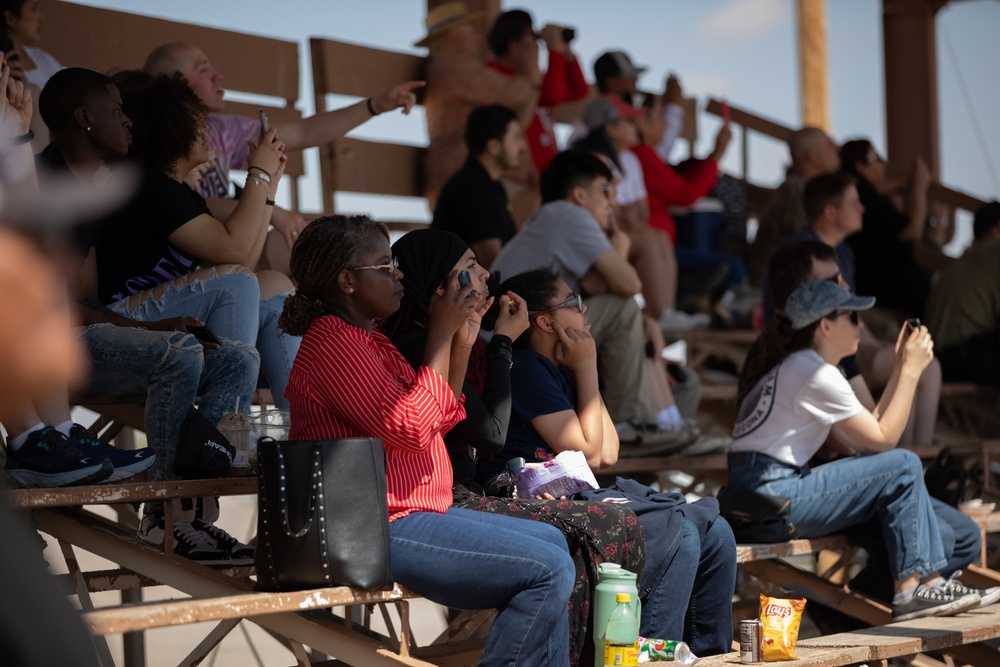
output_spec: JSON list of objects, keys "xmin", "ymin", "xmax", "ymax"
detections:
[
  {"xmin": 137, "ymin": 507, "xmax": 231, "ymax": 564},
  {"xmin": 617, "ymin": 419, "xmax": 700, "ymax": 458},
  {"xmin": 5, "ymin": 427, "xmax": 113, "ymax": 487},
  {"xmin": 70, "ymin": 424, "xmax": 155, "ymax": 482},
  {"xmin": 659, "ymin": 310, "xmax": 711, "ymax": 333},
  {"xmin": 892, "ymin": 583, "xmax": 980, "ymax": 621},
  {"xmin": 193, "ymin": 519, "xmax": 254, "ymax": 563},
  {"xmin": 938, "ymin": 571, "xmax": 1000, "ymax": 607}
]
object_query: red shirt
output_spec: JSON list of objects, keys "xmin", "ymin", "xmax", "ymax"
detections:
[
  {"xmin": 287, "ymin": 316, "xmax": 466, "ymax": 522},
  {"xmin": 632, "ymin": 144, "xmax": 719, "ymax": 242},
  {"xmin": 488, "ymin": 51, "xmax": 589, "ymax": 175}
]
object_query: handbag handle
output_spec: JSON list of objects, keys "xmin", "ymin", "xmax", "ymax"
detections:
[{"xmin": 274, "ymin": 443, "xmax": 323, "ymax": 538}]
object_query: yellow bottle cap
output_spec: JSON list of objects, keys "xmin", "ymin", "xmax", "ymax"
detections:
[{"xmin": 616, "ymin": 593, "xmax": 631, "ymax": 602}]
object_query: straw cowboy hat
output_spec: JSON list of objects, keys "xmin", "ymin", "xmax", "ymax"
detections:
[{"xmin": 415, "ymin": 2, "xmax": 485, "ymax": 47}]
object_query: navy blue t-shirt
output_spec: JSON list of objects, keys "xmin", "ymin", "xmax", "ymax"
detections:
[{"xmin": 476, "ymin": 348, "xmax": 575, "ymax": 478}]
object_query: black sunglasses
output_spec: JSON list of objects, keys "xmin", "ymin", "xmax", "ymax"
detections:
[{"xmin": 830, "ymin": 310, "xmax": 860, "ymax": 325}]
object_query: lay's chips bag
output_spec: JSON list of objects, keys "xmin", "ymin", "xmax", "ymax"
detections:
[{"xmin": 759, "ymin": 595, "xmax": 806, "ymax": 661}]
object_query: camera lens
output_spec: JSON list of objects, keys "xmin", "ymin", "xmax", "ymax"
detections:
[{"xmin": 562, "ymin": 27, "xmax": 575, "ymax": 43}]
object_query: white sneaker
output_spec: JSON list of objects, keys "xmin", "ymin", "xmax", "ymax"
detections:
[{"xmin": 659, "ymin": 310, "xmax": 711, "ymax": 332}]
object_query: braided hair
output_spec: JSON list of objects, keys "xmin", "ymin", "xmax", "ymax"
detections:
[{"xmin": 278, "ymin": 214, "xmax": 389, "ymax": 336}]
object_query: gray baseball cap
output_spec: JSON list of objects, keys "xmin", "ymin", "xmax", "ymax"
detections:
[{"xmin": 784, "ymin": 279, "xmax": 875, "ymax": 330}]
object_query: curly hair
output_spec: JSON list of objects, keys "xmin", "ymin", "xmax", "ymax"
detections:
[
  {"xmin": 279, "ymin": 215, "xmax": 389, "ymax": 336},
  {"xmin": 492, "ymin": 267, "xmax": 562, "ymax": 350},
  {"xmin": 114, "ymin": 71, "xmax": 207, "ymax": 175}
]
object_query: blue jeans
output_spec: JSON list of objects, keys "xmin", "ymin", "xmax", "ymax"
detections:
[
  {"xmin": 110, "ymin": 270, "xmax": 300, "ymax": 408},
  {"xmin": 81, "ymin": 323, "xmax": 260, "ymax": 482},
  {"xmin": 640, "ymin": 518, "xmax": 736, "ymax": 656},
  {"xmin": 728, "ymin": 449, "xmax": 946, "ymax": 580},
  {"xmin": 389, "ymin": 507, "xmax": 574, "ymax": 667},
  {"xmin": 848, "ymin": 498, "xmax": 981, "ymax": 603},
  {"xmin": 257, "ymin": 291, "xmax": 300, "ymax": 409}
]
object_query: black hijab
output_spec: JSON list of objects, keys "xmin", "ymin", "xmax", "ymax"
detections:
[{"xmin": 392, "ymin": 229, "xmax": 470, "ymax": 308}]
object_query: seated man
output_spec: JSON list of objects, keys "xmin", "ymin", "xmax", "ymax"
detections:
[
  {"xmin": 432, "ymin": 104, "xmax": 524, "ymax": 269},
  {"xmin": 492, "ymin": 150, "xmax": 698, "ymax": 452},
  {"xmin": 143, "ymin": 41, "xmax": 422, "ymax": 251},
  {"xmin": 417, "ymin": 2, "xmax": 538, "ymax": 208},
  {"xmin": 746, "ymin": 127, "xmax": 840, "ymax": 286},
  {"xmin": 926, "ymin": 201, "xmax": 1000, "ymax": 382}
]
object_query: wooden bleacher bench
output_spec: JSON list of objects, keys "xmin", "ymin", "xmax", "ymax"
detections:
[
  {"xmin": 9, "ymin": 479, "xmax": 487, "ymax": 667},
  {"xmin": 696, "ymin": 603, "xmax": 1000, "ymax": 667}
]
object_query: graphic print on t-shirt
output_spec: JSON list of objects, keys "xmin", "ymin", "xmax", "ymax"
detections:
[{"xmin": 733, "ymin": 364, "xmax": 779, "ymax": 439}]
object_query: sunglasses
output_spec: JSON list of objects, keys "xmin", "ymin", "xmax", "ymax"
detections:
[
  {"xmin": 531, "ymin": 293, "xmax": 585, "ymax": 317},
  {"xmin": 830, "ymin": 310, "xmax": 860, "ymax": 326},
  {"xmin": 350, "ymin": 257, "xmax": 399, "ymax": 275}
]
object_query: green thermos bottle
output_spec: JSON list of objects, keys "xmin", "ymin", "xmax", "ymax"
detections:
[{"xmin": 593, "ymin": 563, "xmax": 641, "ymax": 667}]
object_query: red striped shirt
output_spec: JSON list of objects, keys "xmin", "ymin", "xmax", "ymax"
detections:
[{"xmin": 287, "ymin": 316, "xmax": 466, "ymax": 522}]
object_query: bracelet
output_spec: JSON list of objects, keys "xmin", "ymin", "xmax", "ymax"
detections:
[
  {"xmin": 247, "ymin": 165, "xmax": 271, "ymax": 180},
  {"xmin": 9, "ymin": 129, "xmax": 33, "ymax": 145},
  {"xmin": 246, "ymin": 174, "xmax": 271, "ymax": 198},
  {"xmin": 265, "ymin": 198, "xmax": 275, "ymax": 206},
  {"xmin": 366, "ymin": 97, "xmax": 380, "ymax": 116}
]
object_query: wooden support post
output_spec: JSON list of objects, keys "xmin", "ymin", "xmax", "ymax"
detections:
[
  {"xmin": 796, "ymin": 0, "xmax": 829, "ymax": 130},
  {"xmin": 882, "ymin": 0, "xmax": 947, "ymax": 175}
]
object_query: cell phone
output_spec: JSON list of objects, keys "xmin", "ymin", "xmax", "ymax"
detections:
[
  {"xmin": 258, "ymin": 109, "xmax": 268, "ymax": 135},
  {"xmin": 189, "ymin": 325, "xmax": 222, "ymax": 346},
  {"xmin": 458, "ymin": 270, "xmax": 471, "ymax": 288},
  {"xmin": 720, "ymin": 98, "xmax": 731, "ymax": 124},
  {"xmin": 905, "ymin": 318, "xmax": 921, "ymax": 329}
]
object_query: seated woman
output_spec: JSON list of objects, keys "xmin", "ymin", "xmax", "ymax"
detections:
[
  {"xmin": 93, "ymin": 73, "xmax": 299, "ymax": 407},
  {"xmin": 380, "ymin": 229, "xmax": 645, "ymax": 667},
  {"xmin": 476, "ymin": 266, "xmax": 735, "ymax": 656},
  {"xmin": 730, "ymin": 279, "xmax": 988, "ymax": 621},
  {"xmin": 839, "ymin": 138, "xmax": 941, "ymax": 321},
  {"xmin": 280, "ymin": 215, "xmax": 575, "ymax": 667}
]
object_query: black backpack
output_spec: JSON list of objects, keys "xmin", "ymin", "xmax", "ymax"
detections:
[{"xmin": 924, "ymin": 447, "xmax": 968, "ymax": 507}]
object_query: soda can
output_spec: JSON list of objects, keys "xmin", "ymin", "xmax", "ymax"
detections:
[
  {"xmin": 740, "ymin": 619, "xmax": 763, "ymax": 663},
  {"xmin": 639, "ymin": 638, "xmax": 696, "ymax": 663}
]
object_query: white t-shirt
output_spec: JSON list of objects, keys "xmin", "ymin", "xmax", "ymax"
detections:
[
  {"xmin": 729, "ymin": 348, "xmax": 863, "ymax": 467},
  {"xmin": 491, "ymin": 199, "xmax": 611, "ymax": 294},
  {"xmin": 615, "ymin": 149, "xmax": 647, "ymax": 206},
  {"xmin": 22, "ymin": 46, "xmax": 62, "ymax": 90}
]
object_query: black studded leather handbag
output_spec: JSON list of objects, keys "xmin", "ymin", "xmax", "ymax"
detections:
[{"xmin": 255, "ymin": 437, "xmax": 393, "ymax": 592}]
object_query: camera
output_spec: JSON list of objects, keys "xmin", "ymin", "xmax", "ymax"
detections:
[{"xmin": 562, "ymin": 27, "xmax": 575, "ymax": 43}]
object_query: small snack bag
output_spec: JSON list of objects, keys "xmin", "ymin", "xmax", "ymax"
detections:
[{"xmin": 758, "ymin": 595, "xmax": 806, "ymax": 661}]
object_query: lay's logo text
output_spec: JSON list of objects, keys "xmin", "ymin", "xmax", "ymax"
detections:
[{"xmin": 764, "ymin": 604, "xmax": 792, "ymax": 619}]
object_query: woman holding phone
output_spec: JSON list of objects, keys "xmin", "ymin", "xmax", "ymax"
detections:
[
  {"xmin": 730, "ymin": 279, "xmax": 994, "ymax": 621},
  {"xmin": 281, "ymin": 215, "xmax": 575, "ymax": 667},
  {"xmin": 380, "ymin": 229, "xmax": 646, "ymax": 667},
  {"xmin": 93, "ymin": 72, "xmax": 300, "ymax": 407}
]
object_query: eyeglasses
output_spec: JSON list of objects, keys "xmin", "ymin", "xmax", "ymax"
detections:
[
  {"xmin": 350, "ymin": 257, "xmax": 399, "ymax": 275},
  {"xmin": 531, "ymin": 293, "xmax": 584, "ymax": 317},
  {"xmin": 863, "ymin": 149, "xmax": 882, "ymax": 164},
  {"xmin": 830, "ymin": 310, "xmax": 860, "ymax": 326}
]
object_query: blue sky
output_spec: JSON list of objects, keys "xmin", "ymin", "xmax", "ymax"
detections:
[{"xmin": 70, "ymin": 0, "xmax": 1000, "ymax": 251}]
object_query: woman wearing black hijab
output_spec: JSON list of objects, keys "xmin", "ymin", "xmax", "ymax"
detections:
[{"xmin": 380, "ymin": 229, "xmax": 646, "ymax": 667}]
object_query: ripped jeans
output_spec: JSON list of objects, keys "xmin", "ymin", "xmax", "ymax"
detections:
[
  {"xmin": 109, "ymin": 268, "xmax": 300, "ymax": 408},
  {"xmin": 81, "ymin": 323, "xmax": 260, "ymax": 481}
]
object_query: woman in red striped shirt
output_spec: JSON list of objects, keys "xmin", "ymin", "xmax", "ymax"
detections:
[{"xmin": 280, "ymin": 215, "xmax": 574, "ymax": 667}]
